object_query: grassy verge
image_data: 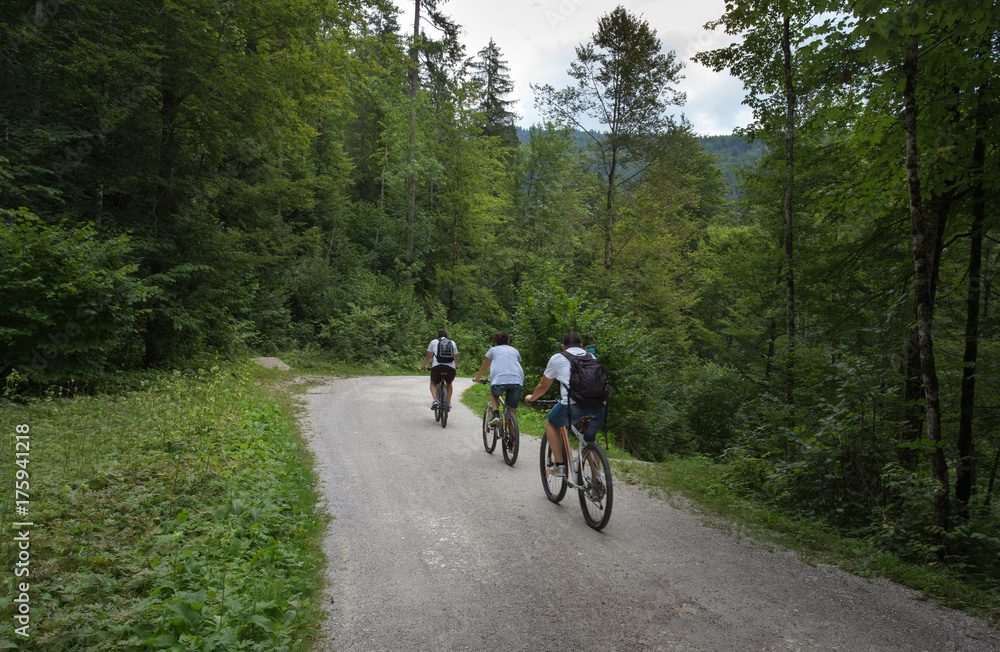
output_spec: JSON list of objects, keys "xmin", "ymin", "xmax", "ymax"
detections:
[{"xmin": 0, "ymin": 363, "xmax": 327, "ymax": 651}]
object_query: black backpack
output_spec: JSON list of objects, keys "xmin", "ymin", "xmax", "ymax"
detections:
[
  {"xmin": 560, "ymin": 350, "xmax": 608, "ymax": 407},
  {"xmin": 436, "ymin": 337, "xmax": 455, "ymax": 363}
]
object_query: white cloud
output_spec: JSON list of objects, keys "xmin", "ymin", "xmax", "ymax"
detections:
[{"xmin": 399, "ymin": 0, "xmax": 749, "ymax": 136}]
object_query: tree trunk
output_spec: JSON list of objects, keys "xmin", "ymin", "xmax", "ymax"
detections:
[
  {"xmin": 898, "ymin": 323, "xmax": 923, "ymax": 469},
  {"xmin": 781, "ymin": 12, "xmax": 796, "ymax": 405},
  {"xmin": 405, "ymin": 0, "xmax": 420, "ymax": 262},
  {"xmin": 955, "ymin": 99, "xmax": 987, "ymax": 519},
  {"xmin": 902, "ymin": 33, "xmax": 949, "ymax": 535},
  {"xmin": 603, "ymin": 146, "xmax": 618, "ymax": 298}
]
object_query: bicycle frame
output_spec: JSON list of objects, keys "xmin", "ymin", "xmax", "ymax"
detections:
[
  {"xmin": 479, "ymin": 378, "xmax": 519, "ymax": 465},
  {"xmin": 554, "ymin": 419, "xmax": 599, "ymax": 488}
]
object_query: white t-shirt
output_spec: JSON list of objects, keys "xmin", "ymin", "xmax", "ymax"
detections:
[
  {"xmin": 427, "ymin": 338, "xmax": 457, "ymax": 369},
  {"xmin": 543, "ymin": 347, "xmax": 587, "ymax": 404},
  {"xmin": 485, "ymin": 345, "xmax": 524, "ymax": 386}
]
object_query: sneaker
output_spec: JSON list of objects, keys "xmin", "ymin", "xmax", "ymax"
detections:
[
  {"xmin": 488, "ymin": 414, "xmax": 501, "ymax": 427},
  {"xmin": 547, "ymin": 463, "xmax": 567, "ymax": 477},
  {"xmin": 431, "ymin": 399, "xmax": 439, "ymax": 410}
]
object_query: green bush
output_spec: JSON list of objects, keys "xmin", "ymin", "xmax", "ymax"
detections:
[
  {"xmin": 512, "ymin": 277, "xmax": 684, "ymax": 461},
  {"xmin": 682, "ymin": 362, "xmax": 750, "ymax": 456},
  {"xmin": 316, "ymin": 270, "xmax": 426, "ymax": 367},
  {"xmin": 0, "ymin": 210, "xmax": 150, "ymax": 388}
]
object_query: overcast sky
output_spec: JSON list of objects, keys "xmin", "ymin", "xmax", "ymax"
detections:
[{"xmin": 398, "ymin": 0, "xmax": 752, "ymax": 136}]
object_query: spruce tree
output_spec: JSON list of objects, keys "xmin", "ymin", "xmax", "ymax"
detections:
[{"xmin": 472, "ymin": 38, "xmax": 520, "ymax": 149}]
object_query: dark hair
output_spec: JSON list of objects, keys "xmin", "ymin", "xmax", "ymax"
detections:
[
  {"xmin": 438, "ymin": 329, "xmax": 448, "ymax": 338},
  {"xmin": 563, "ymin": 331, "xmax": 582, "ymax": 348},
  {"xmin": 494, "ymin": 332, "xmax": 509, "ymax": 346}
]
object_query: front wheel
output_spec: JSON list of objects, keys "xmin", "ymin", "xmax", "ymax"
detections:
[
  {"xmin": 539, "ymin": 434, "xmax": 567, "ymax": 503},
  {"xmin": 439, "ymin": 384, "xmax": 449, "ymax": 428},
  {"xmin": 502, "ymin": 413, "xmax": 519, "ymax": 466},
  {"xmin": 578, "ymin": 443, "xmax": 613, "ymax": 530},
  {"xmin": 482, "ymin": 404, "xmax": 497, "ymax": 453}
]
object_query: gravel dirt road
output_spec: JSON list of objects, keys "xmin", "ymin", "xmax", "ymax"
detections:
[{"xmin": 302, "ymin": 375, "xmax": 1000, "ymax": 651}]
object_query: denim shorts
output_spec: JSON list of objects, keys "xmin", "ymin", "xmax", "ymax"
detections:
[
  {"xmin": 490, "ymin": 383, "xmax": 522, "ymax": 409},
  {"xmin": 546, "ymin": 401, "xmax": 605, "ymax": 443}
]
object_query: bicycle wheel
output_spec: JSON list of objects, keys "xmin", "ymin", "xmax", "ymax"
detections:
[
  {"xmin": 439, "ymin": 384, "xmax": 448, "ymax": 428},
  {"xmin": 578, "ymin": 443, "xmax": 613, "ymax": 531},
  {"xmin": 539, "ymin": 435, "xmax": 567, "ymax": 503},
  {"xmin": 502, "ymin": 413, "xmax": 519, "ymax": 466},
  {"xmin": 482, "ymin": 404, "xmax": 497, "ymax": 453}
]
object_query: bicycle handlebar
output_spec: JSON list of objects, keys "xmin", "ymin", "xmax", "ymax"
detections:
[{"xmin": 527, "ymin": 399, "xmax": 559, "ymax": 407}]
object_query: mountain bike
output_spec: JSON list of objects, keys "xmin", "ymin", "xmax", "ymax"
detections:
[
  {"xmin": 432, "ymin": 375, "xmax": 450, "ymax": 428},
  {"xmin": 478, "ymin": 379, "xmax": 519, "ymax": 466},
  {"xmin": 531, "ymin": 399, "xmax": 613, "ymax": 530}
]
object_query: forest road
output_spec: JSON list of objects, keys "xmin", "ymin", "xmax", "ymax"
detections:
[{"xmin": 302, "ymin": 375, "xmax": 1000, "ymax": 652}]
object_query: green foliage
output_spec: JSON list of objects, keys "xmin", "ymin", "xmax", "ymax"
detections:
[
  {"xmin": 0, "ymin": 364, "xmax": 326, "ymax": 650},
  {"xmin": 513, "ymin": 276, "xmax": 685, "ymax": 460},
  {"xmin": 316, "ymin": 271, "xmax": 426, "ymax": 367},
  {"xmin": 680, "ymin": 362, "xmax": 751, "ymax": 456},
  {"xmin": 0, "ymin": 210, "xmax": 150, "ymax": 387}
]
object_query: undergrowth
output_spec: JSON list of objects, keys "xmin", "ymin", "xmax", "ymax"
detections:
[{"xmin": 0, "ymin": 364, "xmax": 327, "ymax": 650}]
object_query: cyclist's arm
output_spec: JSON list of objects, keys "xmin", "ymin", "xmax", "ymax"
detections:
[
  {"xmin": 525, "ymin": 374, "xmax": 554, "ymax": 403},
  {"xmin": 420, "ymin": 350, "xmax": 434, "ymax": 370},
  {"xmin": 472, "ymin": 357, "xmax": 491, "ymax": 384}
]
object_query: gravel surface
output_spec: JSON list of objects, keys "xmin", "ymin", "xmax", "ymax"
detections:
[{"xmin": 301, "ymin": 376, "xmax": 1000, "ymax": 651}]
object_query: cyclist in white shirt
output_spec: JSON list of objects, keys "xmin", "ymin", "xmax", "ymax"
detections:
[
  {"xmin": 525, "ymin": 331, "xmax": 606, "ymax": 476},
  {"xmin": 421, "ymin": 329, "xmax": 458, "ymax": 410},
  {"xmin": 472, "ymin": 332, "xmax": 524, "ymax": 427}
]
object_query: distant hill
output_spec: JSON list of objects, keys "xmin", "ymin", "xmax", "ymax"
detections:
[
  {"xmin": 697, "ymin": 135, "xmax": 766, "ymax": 202},
  {"xmin": 514, "ymin": 126, "xmax": 764, "ymax": 202}
]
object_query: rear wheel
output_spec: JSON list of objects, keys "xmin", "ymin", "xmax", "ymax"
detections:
[
  {"xmin": 539, "ymin": 434, "xmax": 567, "ymax": 503},
  {"xmin": 502, "ymin": 413, "xmax": 519, "ymax": 466},
  {"xmin": 439, "ymin": 384, "xmax": 449, "ymax": 428},
  {"xmin": 578, "ymin": 443, "xmax": 613, "ymax": 530},
  {"xmin": 482, "ymin": 404, "xmax": 497, "ymax": 453}
]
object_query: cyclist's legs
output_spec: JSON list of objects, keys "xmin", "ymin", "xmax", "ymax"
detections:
[
  {"xmin": 438, "ymin": 366, "xmax": 456, "ymax": 406},
  {"xmin": 544, "ymin": 420, "xmax": 565, "ymax": 464},
  {"xmin": 492, "ymin": 384, "xmax": 522, "ymax": 416},
  {"xmin": 429, "ymin": 366, "xmax": 449, "ymax": 401},
  {"xmin": 546, "ymin": 401, "xmax": 604, "ymax": 465}
]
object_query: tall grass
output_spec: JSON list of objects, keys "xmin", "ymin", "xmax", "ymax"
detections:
[{"xmin": 0, "ymin": 364, "xmax": 326, "ymax": 651}]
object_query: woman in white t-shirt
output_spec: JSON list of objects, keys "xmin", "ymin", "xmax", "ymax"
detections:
[{"xmin": 472, "ymin": 332, "xmax": 524, "ymax": 427}]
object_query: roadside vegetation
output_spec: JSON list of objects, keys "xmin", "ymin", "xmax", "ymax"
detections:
[{"xmin": 0, "ymin": 363, "xmax": 326, "ymax": 651}]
